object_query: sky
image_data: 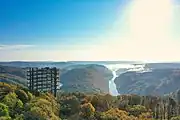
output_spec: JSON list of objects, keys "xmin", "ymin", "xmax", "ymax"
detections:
[{"xmin": 0, "ymin": 0, "xmax": 180, "ymax": 62}]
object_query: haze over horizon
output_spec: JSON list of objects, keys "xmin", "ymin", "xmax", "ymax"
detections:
[{"xmin": 1, "ymin": 0, "xmax": 180, "ymax": 62}]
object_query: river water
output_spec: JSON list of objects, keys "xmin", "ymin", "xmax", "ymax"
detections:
[
  {"xmin": 105, "ymin": 64, "xmax": 146, "ymax": 96},
  {"xmin": 109, "ymin": 70, "xmax": 119, "ymax": 96},
  {"xmin": 105, "ymin": 64, "xmax": 134, "ymax": 96}
]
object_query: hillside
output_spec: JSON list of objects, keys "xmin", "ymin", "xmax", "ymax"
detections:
[
  {"xmin": 0, "ymin": 61, "xmax": 137, "ymax": 68},
  {"xmin": 0, "ymin": 61, "xmax": 74, "ymax": 68},
  {"xmin": 115, "ymin": 69, "xmax": 180, "ymax": 95},
  {"xmin": 60, "ymin": 64, "xmax": 113, "ymax": 93},
  {"xmin": 0, "ymin": 65, "xmax": 27, "ymax": 87},
  {"xmin": 0, "ymin": 64, "xmax": 113, "ymax": 94},
  {"xmin": 146, "ymin": 63, "xmax": 180, "ymax": 69},
  {"xmin": 0, "ymin": 65, "xmax": 25, "ymax": 77}
]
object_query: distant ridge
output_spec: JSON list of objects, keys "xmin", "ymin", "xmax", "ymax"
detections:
[{"xmin": 0, "ymin": 61, "xmax": 140, "ymax": 68}]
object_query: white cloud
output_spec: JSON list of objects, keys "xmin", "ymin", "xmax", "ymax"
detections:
[{"xmin": 0, "ymin": 44, "xmax": 34, "ymax": 50}]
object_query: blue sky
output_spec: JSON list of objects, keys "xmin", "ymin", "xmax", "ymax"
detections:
[
  {"xmin": 1, "ymin": 0, "xmax": 180, "ymax": 61},
  {"xmin": 0, "ymin": 0, "xmax": 128, "ymax": 45}
]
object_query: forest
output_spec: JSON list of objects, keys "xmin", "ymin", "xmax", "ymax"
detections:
[{"xmin": 0, "ymin": 82, "xmax": 180, "ymax": 120}]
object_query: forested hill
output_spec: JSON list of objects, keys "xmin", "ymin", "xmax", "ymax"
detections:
[
  {"xmin": 60, "ymin": 64, "xmax": 112, "ymax": 93},
  {"xmin": 0, "ymin": 64, "xmax": 113, "ymax": 94},
  {"xmin": 0, "ymin": 65, "xmax": 25, "ymax": 78},
  {"xmin": 1, "ymin": 82, "xmax": 180, "ymax": 120},
  {"xmin": 115, "ymin": 68, "xmax": 180, "ymax": 96},
  {"xmin": 0, "ymin": 65, "xmax": 27, "ymax": 86}
]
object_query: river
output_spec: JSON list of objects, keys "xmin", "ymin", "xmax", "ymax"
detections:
[
  {"xmin": 109, "ymin": 70, "xmax": 119, "ymax": 96},
  {"xmin": 105, "ymin": 64, "xmax": 134, "ymax": 96},
  {"xmin": 105, "ymin": 63, "xmax": 146, "ymax": 96}
]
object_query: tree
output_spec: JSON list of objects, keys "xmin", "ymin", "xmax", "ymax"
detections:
[
  {"xmin": 127, "ymin": 105, "xmax": 148, "ymax": 117},
  {"xmin": 26, "ymin": 96, "xmax": 60, "ymax": 120},
  {"xmin": 0, "ymin": 83, "xmax": 14, "ymax": 100},
  {"xmin": 139, "ymin": 112, "xmax": 152, "ymax": 120},
  {"xmin": 1, "ymin": 92, "xmax": 19, "ymax": 109},
  {"xmin": 101, "ymin": 108, "xmax": 137, "ymax": 120},
  {"xmin": 128, "ymin": 95, "xmax": 141, "ymax": 106},
  {"xmin": 15, "ymin": 89, "xmax": 29, "ymax": 103},
  {"xmin": 27, "ymin": 91, "xmax": 33, "ymax": 101},
  {"xmin": 0, "ymin": 103, "xmax": 10, "ymax": 117},
  {"xmin": 40, "ymin": 92, "xmax": 59, "ymax": 116},
  {"xmin": 79, "ymin": 102, "xmax": 95, "ymax": 119},
  {"xmin": 0, "ymin": 116, "xmax": 11, "ymax": 120},
  {"xmin": 91, "ymin": 94, "xmax": 111, "ymax": 112},
  {"xmin": 14, "ymin": 114, "xmax": 24, "ymax": 120},
  {"xmin": 60, "ymin": 95, "xmax": 80, "ymax": 117},
  {"xmin": 1, "ymin": 92, "xmax": 23, "ymax": 117}
]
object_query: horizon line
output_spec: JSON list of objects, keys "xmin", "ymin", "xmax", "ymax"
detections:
[{"xmin": 0, "ymin": 60, "xmax": 180, "ymax": 64}]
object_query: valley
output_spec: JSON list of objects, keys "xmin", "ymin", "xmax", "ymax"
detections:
[{"xmin": 1, "ymin": 61, "xmax": 180, "ymax": 96}]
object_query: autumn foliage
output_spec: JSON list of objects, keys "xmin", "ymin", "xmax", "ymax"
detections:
[{"xmin": 0, "ymin": 82, "xmax": 180, "ymax": 120}]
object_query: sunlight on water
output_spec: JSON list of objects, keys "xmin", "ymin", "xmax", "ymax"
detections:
[{"xmin": 105, "ymin": 64, "xmax": 134, "ymax": 71}]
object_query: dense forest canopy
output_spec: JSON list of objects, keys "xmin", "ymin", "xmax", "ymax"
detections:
[{"xmin": 0, "ymin": 82, "xmax": 180, "ymax": 120}]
